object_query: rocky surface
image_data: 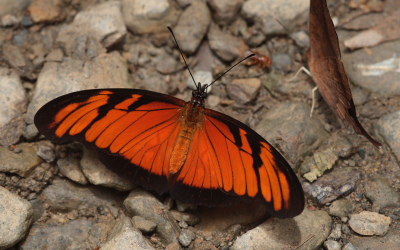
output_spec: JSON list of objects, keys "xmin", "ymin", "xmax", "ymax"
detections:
[{"xmin": 0, "ymin": 0, "xmax": 399, "ymax": 249}]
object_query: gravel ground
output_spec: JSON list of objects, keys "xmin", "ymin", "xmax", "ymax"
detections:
[{"xmin": 0, "ymin": 0, "xmax": 399, "ymax": 249}]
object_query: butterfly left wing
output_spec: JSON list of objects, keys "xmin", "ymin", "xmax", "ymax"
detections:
[
  {"xmin": 34, "ymin": 89, "xmax": 187, "ymax": 194},
  {"xmin": 170, "ymin": 108, "xmax": 305, "ymax": 218}
]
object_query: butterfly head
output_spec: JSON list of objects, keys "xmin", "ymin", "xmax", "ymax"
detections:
[{"xmin": 191, "ymin": 82, "xmax": 208, "ymax": 106}]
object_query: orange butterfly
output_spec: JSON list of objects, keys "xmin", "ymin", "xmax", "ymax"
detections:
[{"xmin": 34, "ymin": 33, "xmax": 304, "ymax": 219}]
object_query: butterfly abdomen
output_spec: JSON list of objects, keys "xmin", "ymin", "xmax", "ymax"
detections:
[{"xmin": 169, "ymin": 102, "xmax": 206, "ymax": 174}]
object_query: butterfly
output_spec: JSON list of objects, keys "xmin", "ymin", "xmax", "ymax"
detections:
[
  {"xmin": 34, "ymin": 30, "xmax": 304, "ymax": 219},
  {"xmin": 308, "ymin": 0, "xmax": 381, "ymax": 148}
]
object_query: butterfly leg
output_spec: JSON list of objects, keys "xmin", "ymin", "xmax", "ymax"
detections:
[
  {"xmin": 286, "ymin": 66, "xmax": 312, "ymax": 82},
  {"xmin": 310, "ymin": 86, "xmax": 318, "ymax": 118}
]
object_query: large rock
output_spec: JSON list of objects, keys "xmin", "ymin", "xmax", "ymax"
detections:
[
  {"xmin": 0, "ymin": 68, "xmax": 26, "ymax": 146},
  {"xmin": 0, "ymin": 186, "xmax": 33, "ymax": 249}
]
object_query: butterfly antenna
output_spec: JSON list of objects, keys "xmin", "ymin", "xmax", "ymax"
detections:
[
  {"xmin": 207, "ymin": 53, "xmax": 255, "ymax": 89},
  {"xmin": 274, "ymin": 17, "xmax": 307, "ymax": 48},
  {"xmin": 168, "ymin": 26, "xmax": 197, "ymax": 88}
]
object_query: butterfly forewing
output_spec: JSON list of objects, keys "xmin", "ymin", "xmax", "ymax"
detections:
[{"xmin": 35, "ymin": 88, "xmax": 304, "ymax": 218}]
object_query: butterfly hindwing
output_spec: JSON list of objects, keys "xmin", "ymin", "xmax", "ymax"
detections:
[{"xmin": 171, "ymin": 108, "xmax": 304, "ymax": 218}]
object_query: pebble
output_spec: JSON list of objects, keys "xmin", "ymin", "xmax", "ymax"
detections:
[
  {"xmin": 178, "ymin": 229, "xmax": 196, "ymax": 247},
  {"xmin": 207, "ymin": 0, "xmax": 244, "ymax": 26},
  {"xmin": 328, "ymin": 199, "xmax": 355, "ymax": 218},
  {"xmin": 80, "ymin": 148, "xmax": 134, "ymax": 191},
  {"xmin": 255, "ymin": 101, "xmax": 328, "ymax": 166},
  {"xmin": 0, "ymin": 143, "xmax": 43, "ymax": 177},
  {"xmin": 375, "ymin": 110, "xmax": 400, "ymax": 162},
  {"xmin": 173, "ymin": 0, "xmax": 211, "ymax": 54},
  {"xmin": 26, "ymin": 51, "xmax": 131, "ymax": 126},
  {"xmin": 28, "ymin": 0, "xmax": 64, "ymax": 23},
  {"xmin": 328, "ymin": 223, "xmax": 342, "ymax": 240},
  {"xmin": 0, "ymin": 0, "xmax": 30, "ymax": 18},
  {"xmin": 271, "ymin": 53, "xmax": 293, "ymax": 72},
  {"xmin": 231, "ymin": 208, "xmax": 332, "ymax": 250},
  {"xmin": 1, "ymin": 14, "xmax": 19, "ymax": 27},
  {"xmin": 303, "ymin": 167, "xmax": 362, "ymax": 205},
  {"xmin": 102, "ymin": 217, "xmax": 155, "ymax": 250},
  {"xmin": 40, "ymin": 178, "xmax": 122, "ymax": 213},
  {"xmin": 132, "ymin": 216, "xmax": 157, "ymax": 233},
  {"xmin": 227, "ymin": 78, "xmax": 261, "ymax": 104},
  {"xmin": 364, "ymin": 177, "xmax": 400, "ymax": 213},
  {"xmin": 124, "ymin": 189, "xmax": 180, "ymax": 245},
  {"xmin": 187, "ymin": 71, "xmax": 213, "ymax": 93},
  {"xmin": 342, "ymin": 242, "xmax": 359, "ymax": 250},
  {"xmin": 57, "ymin": 1, "xmax": 126, "ymax": 52},
  {"xmin": 57, "ymin": 156, "xmax": 88, "ymax": 185},
  {"xmin": 208, "ymin": 24, "xmax": 249, "ymax": 62},
  {"xmin": 36, "ymin": 141, "xmax": 56, "ymax": 163},
  {"xmin": 0, "ymin": 67, "xmax": 26, "ymax": 146},
  {"xmin": 170, "ymin": 211, "xmax": 200, "ymax": 226},
  {"xmin": 241, "ymin": 0, "xmax": 309, "ymax": 36},
  {"xmin": 349, "ymin": 211, "xmax": 391, "ymax": 236},
  {"xmin": 2, "ymin": 43, "xmax": 27, "ymax": 69},
  {"xmin": 122, "ymin": 0, "xmax": 179, "ymax": 34},
  {"xmin": 0, "ymin": 186, "xmax": 33, "ymax": 249},
  {"xmin": 324, "ymin": 240, "xmax": 342, "ymax": 250}
]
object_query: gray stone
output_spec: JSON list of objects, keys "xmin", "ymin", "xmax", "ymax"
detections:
[
  {"xmin": 0, "ymin": 68, "xmax": 26, "ymax": 146},
  {"xmin": 375, "ymin": 111, "xmax": 400, "ymax": 162},
  {"xmin": 328, "ymin": 223, "xmax": 342, "ymax": 240},
  {"xmin": 174, "ymin": 0, "xmax": 211, "ymax": 54},
  {"xmin": 0, "ymin": 186, "xmax": 33, "ymax": 250},
  {"xmin": 28, "ymin": 0, "xmax": 64, "ymax": 23},
  {"xmin": 0, "ymin": 0, "xmax": 30, "ymax": 18},
  {"xmin": 124, "ymin": 189, "xmax": 180, "ymax": 245},
  {"xmin": 20, "ymin": 219, "xmax": 111, "ymax": 250},
  {"xmin": 178, "ymin": 229, "xmax": 195, "ymax": 247},
  {"xmin": 364, "ymin": 177, "xmax": 400, "ymax": 213},
  {"xmin": 328, "ymin": 199, "xmax": 355, "ymax": 218},
  {"xmin": 208, "ymin": 24, "xmax": 249, "ymax": 62},
  {"xmin": 300, "ymin": 131, "xmax": 358, "ymax": 182},
  {"xmin": 227, "ymin": 78, "xmax": 261, "ymax": 104},
  {"xmin": 231, "ymin": 209, "xmax": 332, "ymax": 250},
  {"xmin": 36, "ymin": 141, "xmax": 56, "ymax": 163},
  {"xmin": 102, "ymin": 217, "xmax": 155, "ymax": 250},
  {"xmin": 57, "ymin": 1, "xmax": 126, "ymax": 51},
  {"xmin": 207, "ymin": 0, "xmax": 243, "ymax": 26},
  {"xmin": 342, "ymin": 242, "xmax": 360, "ymax": 250},
  {"xmin": 187, "ymin": 71, "xmax": 213, "ymax": 92},
  {"xmin": 57, "ymin": 156, "xmax": 88, "ymax": 185},
  {"xmin": 132, "ymin": 216, "xmax": 157, "ymax": 233},
  {"xmin": 26, "ymin": 51, "xmax": 131, "ymax": 126},
  {"xmin": 241, "ymin": 0, "xmax": 309, "ymax": 36},
  {"xmin": 255, "ymin": 101, "xmax": 328, "ymax": 167},
  {"xmin": 324, "ymin": 240, "xmax": 341, "ymax": 250},
  {"xmin": 170, "ymin": 211, "xmax": 200, "ymax": 226},
  {"xmin": 303, "ymin": 167, "xmax": 362, "ymax": 205},
  {"xmin": 0, "ymin": 143, "xmax": 43, "ymax": 177},
  {"xmin": 342, "ymin": 38, "xmax": 400, "ymax": 95},
  {"xmin": 81, "ymin": 148, "xmax": 134, "ymax": 191},
  {"xmin": 350, "ymin": 229, "xmax": 400, "ymax": 250},
  {"xmin": 349, "ymin": 211, "xmax": 391, "ymax": 236},
  {"xmin": 122, "ymin": 0, "xmax": 179, "ymax": 34},
  {"xmin": 40, "ymin": 178, "xmax": 122, "ymax": 213}
]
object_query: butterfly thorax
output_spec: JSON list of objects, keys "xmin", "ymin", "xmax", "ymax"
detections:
[{"xmin": 169, "ymin": 85, "xmax": 207, "ymax": 175}]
